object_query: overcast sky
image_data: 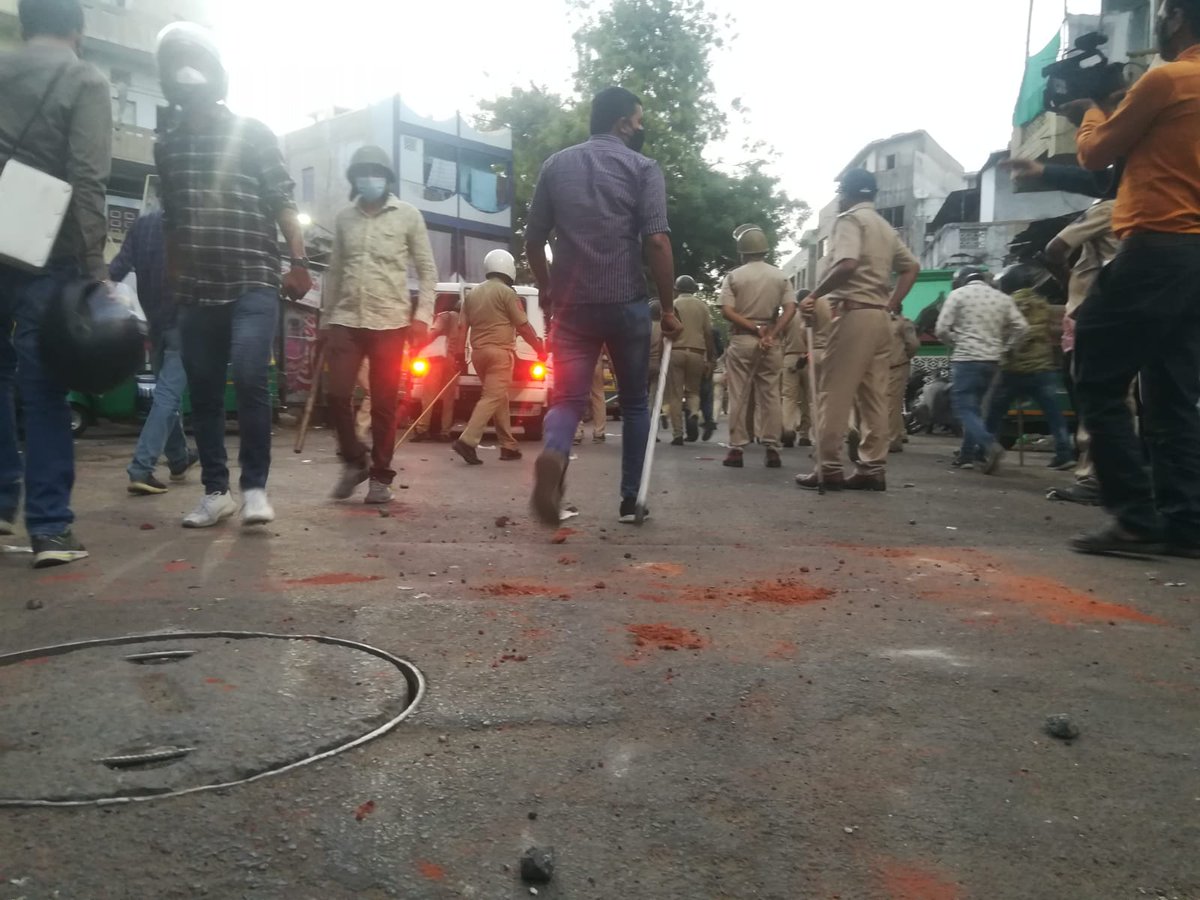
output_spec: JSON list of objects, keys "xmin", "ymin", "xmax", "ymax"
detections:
[{"xmin": 212, "ymin": 0, "xmax": 1099, "ymax": 238}]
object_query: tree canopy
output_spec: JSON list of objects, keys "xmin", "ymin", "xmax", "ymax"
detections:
[{"xmin": 478, "ymin": 0, "xmax": 809, "ymax": 286}]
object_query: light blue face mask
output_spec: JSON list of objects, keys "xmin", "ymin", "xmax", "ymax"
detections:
[{"xmin": 356, "ymin": 176, "xmax": 387, "ymax": 203}]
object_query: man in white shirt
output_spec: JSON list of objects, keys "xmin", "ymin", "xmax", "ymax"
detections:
[{"xmin": 935, "ymin": 267, "xmax": 1029, "ymax": 474}]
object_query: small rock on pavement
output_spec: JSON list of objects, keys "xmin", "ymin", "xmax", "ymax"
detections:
[
  {"xmin": 520, "ymin": 846, "xmax": 555, "ymax": 884},
  {"xmin": 1044, "ymin": 714, "xmax": 1080, "ymax": 741},
  {"xmin": 26, "ymin": 598, "xmax": 43, "ymax": 610},
  {"xmin": 139, "ymin": 522, "xmax": 155, "ymax": 530},
  {"xmin": 495, "ymin": 516, "xmax": 511, "ymax": 528}
]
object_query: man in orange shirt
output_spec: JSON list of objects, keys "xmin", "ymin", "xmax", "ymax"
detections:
[{"xmin": 1069, "ymin": 0, "xmax": 1200, "ymax": 557}]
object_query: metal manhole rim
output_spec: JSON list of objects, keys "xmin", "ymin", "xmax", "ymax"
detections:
[{"xmin": 0, "ymin": 629, "xmax": 426, "ymax": 809}]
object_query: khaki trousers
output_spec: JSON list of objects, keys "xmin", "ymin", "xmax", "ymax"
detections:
[
  {"xmin": 589, "ymin": 358, "xmax": 606, "ymax": 431},
  {"xmin": 666, "ymin": 349, "xmax": 705, "ymax": 438},
  {"xmin": 461, "ymin": 346, "xmax": 516, "ymax": 450},
  {"xmin": 781, "ymin": 353, "xmax": 813, "ymax": 441},
  {"xmin": 817, "ymin": 308, "xmax": 893, "ymax": 476},
  {"xmin": 726, "ymin": 334, "xmax": 783, "ymax": 449},
  {"xmin": 889, "ymin": 362, "xmax": 910, "ymax": 446},
  {"xmin": 414, "ymin": 359, "xmax": 457, "ymax": 436}
]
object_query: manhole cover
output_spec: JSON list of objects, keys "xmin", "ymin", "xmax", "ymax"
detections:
[{"xmin": 0, "ymin": 631, "xmax": 424, "ymax": 807}]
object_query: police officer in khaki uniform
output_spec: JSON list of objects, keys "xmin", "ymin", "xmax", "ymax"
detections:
[
  {"xmin": 720, "ymin": 225, "xmax": 797, "ymax": 468},
  {"xmin": 665, "ymin": 275, "xmax": 715, "ymax": 445},
  {"xmin": 452, "ymin": 250, "xmax": 546, "ymax": 465},
  {"xmin": 796, "ymin": 169, "xmax": 920, "ymax": 491},
  {"xmin": 780, "ymin": 291, "xmax": 812, "ymax": 448},
  {"xmin": 887, "ymin": 313, "xmax": 920, "ymax": 452}
]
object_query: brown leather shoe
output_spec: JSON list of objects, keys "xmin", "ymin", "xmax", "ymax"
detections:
[
  {"xmin": 844, "ymin": 472, "xmax": 887, "ymax": 492},
  {"xmin": 723, "ymin": 449, "xmax": 744, "ymax": 468},
  {"xmin": 765, "ymin": 448, "xmax": 782, "ymax": 468},
  {"xmin": 500, "ymin": 448, "xmax": 523, "ymax": 461},
  {"xmin": 795, "ymin": 471, "xmax": 844, "ymax": 491}
]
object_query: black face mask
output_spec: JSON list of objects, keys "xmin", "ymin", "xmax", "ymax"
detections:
[{"xmin": 627, "ymin": 127, "xmax": 646, "ymax": 153}]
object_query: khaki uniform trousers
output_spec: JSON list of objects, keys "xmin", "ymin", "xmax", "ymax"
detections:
[
  {"xmin": 726, "ymin": 334, "xmax": 783, "ymax": 449},
  {"xmin": 781, "ymin": 353, "xmax": 813, "ymax": 441},
  {"xmin": 666, "ymin": 348, "xmax": 705, "ymax": 438},
  {"xmin": 817, "ymin": 308, "xmax": 893, "ymax": 476},
  {"xmin": 888, "ymin": 362, "xmax": 910, "ymax": 447},
  {"xmin": 414, "ymin": 359, "xmax": 458, "ymax": 436},
  {"xmin": 461, "ymin": 346, "xmax": 516, "ymax": 450}
]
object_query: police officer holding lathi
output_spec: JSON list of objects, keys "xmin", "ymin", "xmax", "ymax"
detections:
[
  {"xmin": 795, "ymin": 169, "xmax": 920, "ymax": 492},
  {"xmin": 720, "ymin": 225, "xmax": 797, "ymax": 469}
]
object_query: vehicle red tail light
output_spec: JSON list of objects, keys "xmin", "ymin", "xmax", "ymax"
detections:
[
  {"xmin": 411, "ymin": 358, "xmax": 429, "ymax": 377},
  {"xmin": 530, "ymin": 363, "xmax": 546, "ymax": 381}
]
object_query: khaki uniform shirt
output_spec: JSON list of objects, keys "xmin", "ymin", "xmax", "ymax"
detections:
[
  {"xmin": 464, "ymin": 279, "xmax": 528, "ymax": 351},
  {"xmin": 889, "ymin": 316, "xmax": 920, "ymax": 367},
  {"xmin": 0, "ymin": 41, "xmax": 112, "ymax": 280},
  {"xmin": 783, "ymin": 297, "xmax": 833, "ymax": 354},
  {"xmin": 433, "ymin": 309, "xmax": 466, "ymax": 358},
  {"xmin": 826, "ymin": 202, "xmax": 920, "ymax": 307},
  {"xmin": 719, "ymin": 260, "xmax": 795, "ymax": 327},
  {"xmin": 673, "ymin": 293, "xmax": 712, "ymax": 353},
  {"xmin": 1056, "ymin": 200, "xmax": 1118, "ymax": 315},
  {"xmin": 323, "ymin": 196, "xmax": 438, "ymax": 330}
]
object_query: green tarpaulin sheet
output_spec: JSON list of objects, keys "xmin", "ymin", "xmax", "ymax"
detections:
[{"xmin": 1013, "ymin": 32, "xmax": 1062, "ymax": 127}]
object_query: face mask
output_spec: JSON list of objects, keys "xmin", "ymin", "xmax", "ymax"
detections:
[
  {"xmin": 356, "ymin": 177, "xmax": 387, "ymax": 203},
  {"xmin": 627, "ymin": 127, "xmax": 646, "ymax": 153}
]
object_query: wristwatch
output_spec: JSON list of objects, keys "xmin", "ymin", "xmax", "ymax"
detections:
[{"xmin": 291, "ymin": 256, "xmax": 311, "ymax": 269}]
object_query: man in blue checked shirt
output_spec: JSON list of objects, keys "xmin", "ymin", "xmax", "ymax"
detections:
[
  {"xmin": 109, "ymin": 209, "xmax": 198, "ymax": 496},
  {"xmin": 525, "ymin": 86, "xmax": 681, "ymax": 526}
]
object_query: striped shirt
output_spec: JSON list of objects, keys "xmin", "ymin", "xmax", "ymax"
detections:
[
  {"xmin": 155, "ymin": 107, "xmax": 295, "ymax": 305},
  {"xmin": 526, "ymin": 134, "xmax": 670, "ymax": 306}
]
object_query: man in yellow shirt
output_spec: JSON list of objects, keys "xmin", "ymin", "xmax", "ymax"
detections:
[{"xmin": 322, "ymin": 145, "xmax": 438, "ymax": 504}]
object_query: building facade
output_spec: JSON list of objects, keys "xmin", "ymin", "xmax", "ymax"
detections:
[
  {"xmin": 283, "ymin": 99, "xmax": 513, "ymax": 284},
  {"xmin": 0, "ymin": 0, "xmax": 210, "ymax": 254}
]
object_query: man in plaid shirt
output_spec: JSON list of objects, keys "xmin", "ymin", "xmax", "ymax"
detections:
[{"xmin": 154, "ymin": 23, "xmax": 311, "ymax": 529}]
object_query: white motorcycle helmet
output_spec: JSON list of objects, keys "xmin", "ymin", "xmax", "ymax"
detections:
[{"xmin": 484, "ymin": 249, "xmax": 517, "ymax": 284}]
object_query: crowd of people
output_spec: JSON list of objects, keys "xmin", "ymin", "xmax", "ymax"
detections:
[{"xmin": 4, "ymin": 0, "xmax": 1200, "ymax": 568}]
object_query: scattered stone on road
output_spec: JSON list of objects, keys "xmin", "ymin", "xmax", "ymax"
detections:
[
  {"xmin": 1044, "ymin": 714, "xmax": 1081, "ymax": 741},
  {"xmin": 520, "ymin": 846, "xmax": 555, "ymax": 884}
]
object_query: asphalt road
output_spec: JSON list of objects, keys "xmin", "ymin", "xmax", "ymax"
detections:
[{"xmin": 0, "ymin": 419, "xmax": 1197, "ymax": 900}]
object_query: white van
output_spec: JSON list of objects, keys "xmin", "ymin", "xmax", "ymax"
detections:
[{"xmin": 409, "ymin": 282, "xmax": 550, "ymax": 440}]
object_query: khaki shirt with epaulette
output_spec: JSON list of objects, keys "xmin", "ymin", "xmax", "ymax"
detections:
[
  {"xmin": 464, "ymin": 279, "xmax": 529, "ymax": 351},
  {"xmin": 826, "ymin": 202, "xmax": 920, "ymax": 308},
  {"xmin": 672, "ymin": 293, "xmax": 712, "ymax": 353},
  {"xmin": 783, "ymin": 297, "xmax": 833, "ymax": 354},
  {"xmin": 719, "ymin": 260, "xmax": 795, "ymax": 325},
  {"xmin": 889, "ymin": 316, "xmax": 920, "ymax": 367}
]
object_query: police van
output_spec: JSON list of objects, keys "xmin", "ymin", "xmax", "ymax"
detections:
[{"xmin": 408, "ymin": 282, "xmax": 550, "ymax": 441}]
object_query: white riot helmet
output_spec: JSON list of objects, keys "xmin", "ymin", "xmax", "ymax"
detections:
[
  {"xmin": 156, "ymin": 22, "xmax": 228, "ymax": 108},
  {"xmin": 484, "ymin": 249, "xmax": 517, "ymax": 284}
]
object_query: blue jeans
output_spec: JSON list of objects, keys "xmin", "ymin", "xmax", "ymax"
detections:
[
  {"xmin": 0, "ymin": 263, "xmax": 77, "ymax": 536},
  {"xmin": 985, "ymin": 370, "xmax": 1072, "ymax": 460},
  {"xmin": 128, "ymin": 326, "xmax": 191, "ymax": 480},
  {"xmin": 546, "ymin": 300, "xmax": 651, "ymax": 499},
  {"xmin": 951, "ymin": 360, "xmax": 999, "ymax": 462},
  {"xmin": 179, "ymin": 288, "xmax": 278, "ymax": 494}
]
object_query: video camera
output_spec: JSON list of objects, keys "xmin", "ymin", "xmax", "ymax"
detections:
[{"xmin": 1042, "ymin": 32, "xmax": 1141, "ymax": 112}]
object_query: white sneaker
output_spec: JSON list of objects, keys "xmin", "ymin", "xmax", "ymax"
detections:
[
  {"xmin": 241, "ymin": 488, "xmax": 275, "ymax": 526},
  {"xmin": 182, "ymin": 492, "xmax": 238, "ymax": 529},
  {"xmin": 364, "ymin": 479, "xmax": 394, "ymax": 504}
]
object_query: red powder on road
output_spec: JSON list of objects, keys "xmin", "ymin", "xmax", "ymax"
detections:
[
  {"xmin": 636, "ymin": 562, "xmax": 685, "ymax": 577},
  {"xmin": 284, "ymin": 573, "xmax": 385, "ymax": 587},
  {"xmin": 551, "ymin": 527, "xmax": 578, "ymax": 544},
  {"xmin": 879, "ymin": 861, "xmax": 962, "ymax": 900},
  {"xmin": 354, "ymin": 800, "xmax": 376, "ymax": 822},
  {"xmin": 478, "ymin": 581, "xmax": 568, "ymax": 597},
  {"xmin": 739, "ymin": 579, "xmax": 834, "ymax": 605},
  {"xmin": 767, "ymin": 640, "xmax": 798, "ymax": 659},
  {"xmin": 628, "ymin": 623, "xmax": 708, "ymax": 651},
  {"xmin": 36, "ymin": 572, "xmax": 88, "ymax": 584},
  {"xmin": 417, "ymin": 861, "xmax": 446, "ymax": 881}
]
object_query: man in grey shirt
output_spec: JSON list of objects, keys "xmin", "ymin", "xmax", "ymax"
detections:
[
  {"xmin": 0, "ymin": 0, "xmax": 112, "ymax": 568},
  {"xmin": 526, "ymin": 86, "xmax": 680, "ymax": 525}
]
